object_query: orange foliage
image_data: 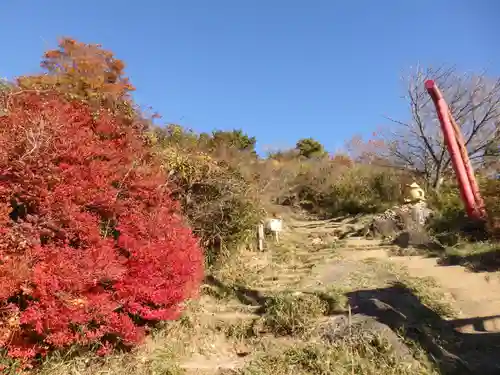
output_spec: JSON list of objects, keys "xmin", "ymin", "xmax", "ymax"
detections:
[
  {"xmin": 345, "ymin": 134, "xmax": 389, "ymax": 165},
  {"xmin": 17, "ymin": 38, "xmax": 135, "ymax": 115},
  {"xmin": 330, "ymin": 153, "xmax": 354, "ymax": 167}
]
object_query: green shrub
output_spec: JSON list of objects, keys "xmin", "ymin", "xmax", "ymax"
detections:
[
  {"xmin": 211, "ymin": 129, "xmax": 256, "ymax": 152},
  {"xmin": 276, "ymin": 159, "xmax": 404, "ymax": 217},
  {"xmin": 483, "ymin": 178, "xmax": 500, "ymax": 238},
  {"xmin": 296, "ymin": 138, "xmax": 326, "ymax": 158},
  {"xmin": 426, "ymin": 182, "xmax": 465, "ymax": 235},
  {"xmin": 427, "ymin": 178, "xmax": 500, "ymax": 240},
  {"xmin": 151, "ymin": 130, "xmax": 263, "ymax": 266}
]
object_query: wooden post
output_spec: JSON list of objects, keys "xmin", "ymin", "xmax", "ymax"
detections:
[{"xmin": 257, "ymin": 224, "xmax": 264, "ymax": 251}]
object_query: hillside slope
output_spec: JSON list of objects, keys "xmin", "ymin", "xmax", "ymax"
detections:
[{"xmin": 37, "ymin": 213, "xmax": 500, "ymax": 375}]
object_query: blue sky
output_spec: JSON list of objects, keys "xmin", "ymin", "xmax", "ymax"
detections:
[{"xmin": 1, "ymin": 1, "xmax": 498, "ymax": 154}]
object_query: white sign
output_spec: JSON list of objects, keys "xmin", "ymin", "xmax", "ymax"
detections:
[{"xmin": 267, "ymin": 218, "xmax": 283, "ymax": 233}]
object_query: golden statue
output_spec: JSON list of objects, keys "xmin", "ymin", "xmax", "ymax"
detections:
[{"xmin": 404, "ymin": 182, "xmax": 426, "ymax": 203}]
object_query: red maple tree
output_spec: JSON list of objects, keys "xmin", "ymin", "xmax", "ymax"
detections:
[{"xmin": 0, "ymin": 90, "xmax": 203, "ymax": 361}]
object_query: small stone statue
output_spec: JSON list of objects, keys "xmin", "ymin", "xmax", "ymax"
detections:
[
  {"xmin": 404, "ymin": 182, "xmax": 426, "ymax": 203},
  {"xmin": 403, "ymin": 183, "xmax": 431, "ymax": 226}
]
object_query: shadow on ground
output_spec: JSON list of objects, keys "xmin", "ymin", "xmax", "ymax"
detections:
[
  {"xmin": 437, "ymin": 246, "xmax": 500, "ymax": 272},
  {"xmin": 347, "ymin": 283, "xmax": 500, "ymax": 375},
  {"xmin": 205, "ymin": 275, "xmax": 500, "ymax": 374},
  {"xmin": 388, "ymin": 227, "xmax": 500, "ymax": 273},
  {"xmin": 204, "ymin": 275, "xmax": 268, "ymax": 312},
  {"xmin": 204, "ymin": 275, "xmax": 344, "ymax": 316},
  {"xmin": 391, "ymin": 230, "xmax": 445, "ymax": 253}
]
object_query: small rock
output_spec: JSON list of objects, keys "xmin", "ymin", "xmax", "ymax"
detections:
[
  {"xmin": 234, "ymin": 343, "xmax": 251, "ymax": 357},
  {"xmin": 311, "ymin": 237, "xmax": 324, "ymax": 245}
]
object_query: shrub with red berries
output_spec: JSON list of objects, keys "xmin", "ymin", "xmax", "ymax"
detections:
[{"xmin": 0, "ymin": 90, "xmax": 203, "ymax": 361}]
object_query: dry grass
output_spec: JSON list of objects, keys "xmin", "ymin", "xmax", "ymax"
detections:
[
  {"xmin": 323, "ymin": 256, "xmax": 457, "ymax": 319},
  {"xmin": 436, "ymin": 241, "xmax": 500, "ymax": 275},
  {"xmin": 33, "ymin": 302, "xmax": 210, "ymax": 375},
  {"xmin": 259, "ymin": 292, "xmax": 327, "ymax": 337},
  {"xmin": 229, "ymin": 338, "xmax": 438, "ymax": 375},
  {"xmin": 398, "ymin": 275, "xmax": 457, "ymax": 319}
]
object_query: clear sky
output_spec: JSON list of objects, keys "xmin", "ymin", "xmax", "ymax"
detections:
[{"xmin": 1, "ymin": 1, "xmax": 498, "ymax": 154}]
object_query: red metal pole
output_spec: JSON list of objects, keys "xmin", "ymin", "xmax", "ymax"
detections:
[
  {"xmin": 447, "ymin": 109, "xmax": 487, "ymax": 219},
  {"xmin": 425, "ymin": 80, "xmax": 480, "ymax": 219}
]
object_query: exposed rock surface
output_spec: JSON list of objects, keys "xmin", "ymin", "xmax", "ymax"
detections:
[{"xmin": 321, "ymin": 313, "xmax": 417, "ymax": 365}]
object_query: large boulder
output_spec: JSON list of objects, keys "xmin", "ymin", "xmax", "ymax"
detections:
[
  {"xmin": 367, "ymin": 202, "xmax": 434, "ymax": 239},
  {"xmin": 321, "ymin": 313, "xmax": 417, "ymax": 365},
  {"xmin": 392, "ymin": 229, "xmax": 444, "ymax": 251}
]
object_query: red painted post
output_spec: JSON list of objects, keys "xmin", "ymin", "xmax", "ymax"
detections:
[
  {"xmin": 425, "ymin": 80, "xmax": 480, "ymax": 219},
  {"xmin": 447, "ymin": 109, "xmax": 487, "ymax": 219}
]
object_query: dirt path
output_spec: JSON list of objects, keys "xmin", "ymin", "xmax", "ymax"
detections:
[
  {"xmin": 177, "ymin": 216, "xmax": 500, "ymax": 374},
  {"xmin": 337, "ymin": 243, "xmax": 500, "ymax": 334},
  {"xmin": 288, "ymin": 216, "xmax": 500, "ymax": 334}
]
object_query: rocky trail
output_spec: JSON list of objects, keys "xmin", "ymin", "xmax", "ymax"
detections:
[
  {"xmin": 291, "ymin": 217, "xmax": 500, "ymax": 334},
  {"xmin": 289, "ymin": 216, "xmax": 500, "ymax": 374},
  {"xmin": 175, "ymin": 215, "xmax": 500, "ymax": 374}
]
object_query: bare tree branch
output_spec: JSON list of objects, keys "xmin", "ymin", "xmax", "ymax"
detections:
[{"xmin": 383, "ymin": 65, "xmax": 500, "ymax": 189}]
